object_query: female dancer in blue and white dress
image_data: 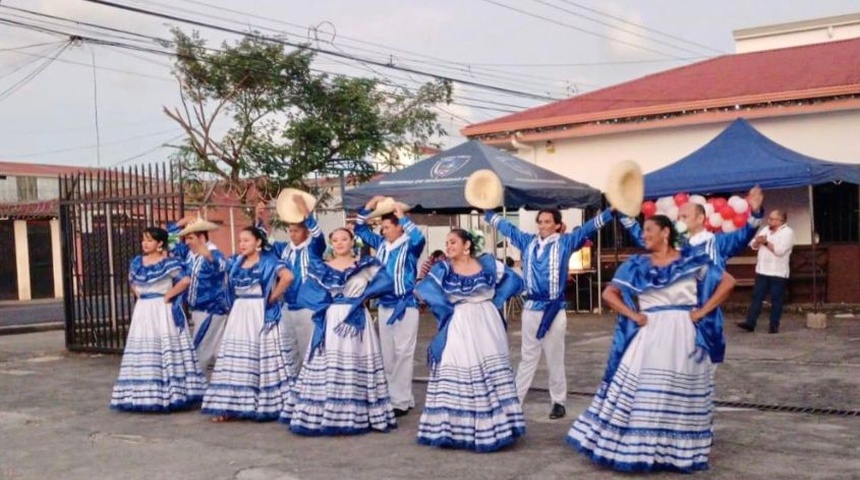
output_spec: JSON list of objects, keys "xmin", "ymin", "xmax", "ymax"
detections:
[
  {"xmin": 111, "ymin": 227, "xmax": 206, "ymax": 412},
  {"xmin": 567, "ymin": 215, "xmax": 736, "ymax": 473},
  {"xmin": 287, "ymin": 227, "xmax": 397, "ymax": 435},
  {"xmin": 201, "ymin": 226, "xmax": 296, "ymax": 422},
  {"xmin": 415, "ymin": 229, "xmax": 525, "ymax": 453}
]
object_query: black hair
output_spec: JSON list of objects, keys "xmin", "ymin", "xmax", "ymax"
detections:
[
  {"xmin": 187, "ymin": 230, "xmax": 209, "ymax": 242},
  {"xmin": 645, "ymin": 214, "xmax": 678, "ymax": 248},
  {"xmin": 287, "ymin": 222, "xmax": 309, "ymax": 230},
  {"xmin": 143, "ymin": 227, "xmax": 169, "ymax": 250},
  {"xmin": 380, "ymin": 213, "xmax": 400, "ymax": 226},
  {"xmin": 536, "ymin": 208, "xmax": 564, "ymax": 233},
  {"xmin": 241, "ymin": 225, "xmax": 270, "ymax": 251},
  {"xmin": 449, "ymin": 228, "xmax": 477, "ymax": 257},
  {"xmin": 430, "ymin": 250, "xmax": 445, "ymax": 260},
  {"xmin": 329, "ymin": 227, "xmax": 355, "ymax": 241}
]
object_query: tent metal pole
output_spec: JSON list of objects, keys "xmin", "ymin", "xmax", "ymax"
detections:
[
  {"xmin": 808, "ymin": 185, "xmax": 818, "ymax": 307},
  {"xmin": 597, "ymin": 226, "xmax": 602, "ymax": 315},
  {"xmin": 502, "ymin": 206, "xmax": 508, "ymax": 262}
]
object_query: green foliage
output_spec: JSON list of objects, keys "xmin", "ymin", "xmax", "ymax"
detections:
[{"xmin": 165, "ymin": 29, "xmax": 451, "ymax": 205}]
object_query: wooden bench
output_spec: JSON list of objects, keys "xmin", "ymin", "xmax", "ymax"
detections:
[{"xmin": 726, "ymin": 255, "xmax": 757, "ymax": 287}]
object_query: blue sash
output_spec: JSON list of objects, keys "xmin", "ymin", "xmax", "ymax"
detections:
[{"xmin": 526, "ymin": 294, "xmax": 565, "ymax": 340}]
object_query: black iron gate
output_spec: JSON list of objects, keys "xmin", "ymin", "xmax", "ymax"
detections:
[{"xmin": 59, "ymin": 163, "xmax": 183, "ymax": 353}]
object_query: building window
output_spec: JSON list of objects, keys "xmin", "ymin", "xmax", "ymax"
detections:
[
  {"xmin": 16, "ymin": 176, "xmax": 38, "ymax": 202},
  {"xmin": 814, "ymin": 182, "xmax": 858, "ymax": 243}
]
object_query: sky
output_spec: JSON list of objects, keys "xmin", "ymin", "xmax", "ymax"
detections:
[{"xmin": 0, "ymin": 0, "xmax": 858, "ymax": 169}]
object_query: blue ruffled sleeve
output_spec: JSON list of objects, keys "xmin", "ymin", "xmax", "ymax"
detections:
[
  {"xmin": 259, "ymin": 253, "xmax": 286, "ymax": 331},
  {"xmin": 488, "ymin": 256, "xmax": 524, "ymax": 310},
  {"xmin": 415, "ymin": 262, "xmax": 456, "ymax": 370},
  {"xmin": 601, "ymin": 258, "xmax": 643, "ymax": 383},
  {"xmin": 297, "ymin": 259, "xmax": 333, "ymax": 360},
  {"xmin": 694, "ymin": 264, "xmax": 727, "ymax": 364},
  {"xmin": 305, "ymin": 214, "xmax": 327, "ymax": 258}
]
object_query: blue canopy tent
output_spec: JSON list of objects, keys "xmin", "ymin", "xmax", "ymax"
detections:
[
  {"xmin": 644, "ymin": 118, "xmax": 859, "ymax": 198},
  {"xmin": 343, "ymin": 140, "xmax": 604, "ymax": 312},
  {"xmin": 342, "ymin": 140, "xmax": 601, "ymax": 214},
  {"xmin": 644, "ymin": 118, "xmax": 859, "ymax": 306}
]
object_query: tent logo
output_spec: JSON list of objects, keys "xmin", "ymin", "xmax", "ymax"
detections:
[
  {"xmin": 497, "ymin": 155, "xmax": 536, "ymax": 178},
  {"xmin": 430, "ymin": 155, "xmax": 471, "ymax": 178}
]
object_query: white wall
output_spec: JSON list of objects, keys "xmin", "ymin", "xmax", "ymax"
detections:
[
  {"xmin": 14, "ymin": 220, "xmax": 30, "ymax": 300},
  {"xmin": 511, "ymin": 110, "xmax": 860, "ymax": 245},
  {"xmin": 735, "ymin": 22, "xmax": 860, "ymax": 53}
]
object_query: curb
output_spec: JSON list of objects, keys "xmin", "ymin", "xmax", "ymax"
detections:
[{"xmin": 0, "ymin": 322, "xmax": 64, "ymax": 336}]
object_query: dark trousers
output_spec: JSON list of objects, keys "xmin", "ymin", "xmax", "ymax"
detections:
[{"xmin": 745, "ymin": 274, "xmax": 787, "ymax": 329}]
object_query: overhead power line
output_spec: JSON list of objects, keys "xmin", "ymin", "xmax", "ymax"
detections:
[
  {"xmin": 0, "ymin": 40, "xmax": 64, "ymax": 52},
  {"xmin": 555, "ymin": 0, "xmax": 724, "ymax": 54},
  {"xmin": 81, "ymin": 0, "xmax": 562, "ymax": 101},
  {"xmin": 1, "ymin": 17, "xmax": 530, "ymax": 125},
  {"xmin": 4, "ymin": 3, "xmax": 563, "ymax": 98},
  {"xmin": 0, "ymin": 42, "xmax": 70, "ymax": 103},
  {"xmin": 479, "ymin": 0, "xmax": 687, "ymax": 59},
  {"xmin": 171, "ymin": 0, "xmax": 597, "ymax": 90},
  {"xmin": 529, "ymin": 0, "xmax": 720, "ymax": 57}
]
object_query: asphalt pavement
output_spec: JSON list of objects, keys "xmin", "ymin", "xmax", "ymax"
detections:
[{"xmin": 1, "ymin": 312, "xmax": 859, "ymax": 479}]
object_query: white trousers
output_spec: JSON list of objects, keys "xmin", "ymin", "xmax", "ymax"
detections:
[
  {"xmin": 190, "ymin": 310, "xmax": 228, "ymax": 373},
  {"xmin": 280, "ymin": 307, "xmax": 315, "ymax": 368},
  {"xmin": 515, "ymin": 309, "xmax": 567, "ymax": 405},
  {"xmin": 377, "ymin": 306, "xmax": 419, "ymax": 410}
]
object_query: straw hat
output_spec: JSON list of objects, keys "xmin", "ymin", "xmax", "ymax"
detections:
[
  {"xmin": 368, "ymin": 196, "xmax": 410, "ymax": 218},
  {"xmin": 605, "ymin": 160, "xmax": 644, "ymax": 217},
  {"xmin": 275, "ymin": 188, "xmax": 317, "ymax": 223},
  {"xmin": 464, "ymin": 169, "xmax": 503, "ymax": 210},
  {"xmin": 177, "ymin": 218, "xmax": 220, "ymax": 237}
]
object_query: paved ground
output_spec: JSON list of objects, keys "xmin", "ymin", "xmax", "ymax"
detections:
[
  {"xmin": 0, "ymin": 300, "xmax": 63, "ymax": 333},
  {"xmin": 1, "ymin": 312, "xmax": 859, "ymax": 480}
]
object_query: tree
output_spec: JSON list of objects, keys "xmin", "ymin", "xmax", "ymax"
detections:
[{"xmin": 165, "ymin": 29, "xmax": 451, "ymax": 207}]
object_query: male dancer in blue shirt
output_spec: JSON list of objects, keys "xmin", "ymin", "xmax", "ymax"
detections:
[
  {"xmin": 258, "ymin": 197, "xmax": 326, "ymax": 366},
  {"xmin": 168, "ymin": 218, "xmax": 228, "ymax": 376},
  {"xmin": 355, "ymin": 195, "xmax": 426, "ymax": 417},
  {"xmin": 485, "ymin": 208, "xmax": 613, "ymax": 419},
  {"xmin": 619, "ymin": 187, "xmax": 764, "ymax": 269}
]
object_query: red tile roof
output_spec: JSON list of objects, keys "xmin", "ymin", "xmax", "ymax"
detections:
[
  {"xmin": 0, "ymin": 200, "xmax": 58, "ymax": 219},
  {"xmin": 463, "ymin": 37, "xmax": 860, "ymax": 137},
  {"xmin": 0, "ymin": 161, "xmax": 96, "ymax": 177}
]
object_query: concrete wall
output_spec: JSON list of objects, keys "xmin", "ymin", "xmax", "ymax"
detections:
[
  {"xmin": 13, "ymin": 220, "xmax": 30, "ymax": 300},
  {"xmin": 735, "ymin": 19, "xmax": 860, "ymax": 53},
  {"xmin": 509, "ymin": 110, "xmax": 860, "ymax": 245}
]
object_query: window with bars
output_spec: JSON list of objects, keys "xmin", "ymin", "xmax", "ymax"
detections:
[
  {"xmin": 16, "ymin": 176, "xmax": 38, "ymax": 202},
  {"xmin": 814, "ymin": 182, "xmax": 859, "ymax": 243}
]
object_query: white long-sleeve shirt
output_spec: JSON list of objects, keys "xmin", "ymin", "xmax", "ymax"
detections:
[{"xmin": 750, "ymin": 224, "xmax": 794, "ymax": 278}]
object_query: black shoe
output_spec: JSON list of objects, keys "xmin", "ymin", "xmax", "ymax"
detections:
[
  {"xmin": 549, "ymin": 403, "xmax": 566, "ymax": 419},
  {"xmin": 736, "ymin": 322, "xmax": 755, "ymax": 332},
  {"xmin": 393, "ymin": 408, "xmax": 410, "ymax": 418},
  {"xmin": 768, "ymin": 326, "xmax": 779, "ymax": 334}
]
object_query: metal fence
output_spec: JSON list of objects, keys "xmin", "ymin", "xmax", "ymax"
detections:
[{"xmin": 59, "ymin": 163, "xmax": 183, "ymax": 353}]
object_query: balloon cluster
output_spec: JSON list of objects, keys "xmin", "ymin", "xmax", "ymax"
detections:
[{"xmin": 641, "ymin": 193, "xmax": 752, "ymax": 233}]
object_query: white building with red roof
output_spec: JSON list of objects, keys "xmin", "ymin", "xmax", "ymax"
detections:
[
  {"xmin": 462, "ymin": 13, "xmax": 860, "ymax": 303},
  {"xmin": 0, "ymin": 162, "xmax": 96, "ymax": 301}
]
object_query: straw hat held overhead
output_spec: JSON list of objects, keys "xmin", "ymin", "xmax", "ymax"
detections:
[
  {"xmin": 464, "ymin": 169, "xmax": 503, "ymax": 210},
  {"xmin": 276, "ymin": 188, "xmax": 317, "ymax": 223},
  {"xmin": 177, "ymin": 218, "xmax": 220, "ymax": 237},
  {"xmin": 605, "ymin": 160, "xmax": 644, "ymax": 217},
  {"xmin": 368, "ymin": 196, "xmax": 411, "ymax": 218}
]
